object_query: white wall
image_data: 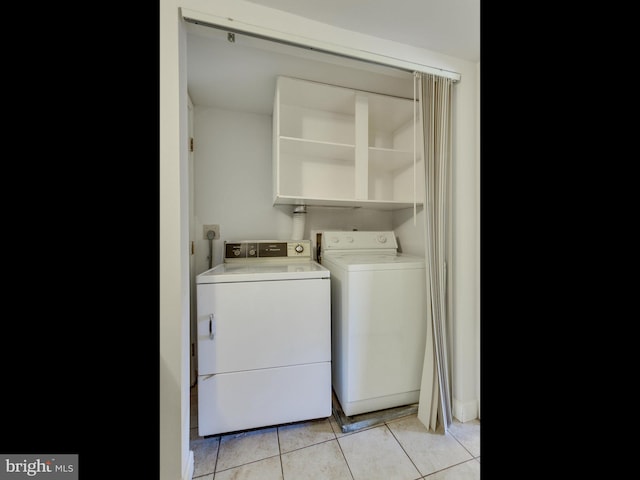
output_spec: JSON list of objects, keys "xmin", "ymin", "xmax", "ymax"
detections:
[
  {"xmin": 449, "ymin": 51, "xmax": 479, "ymax": 423},
  {"xmin": 475, "ymin": 61, "xmax": 481, "ymax": 420},
  {"xmin": 192, "ymin": 106, "xmax": 392, "ymax": 273},
  {"xmin": 161, "ymin": 1, "xmax": 479, "ymax": 478}
]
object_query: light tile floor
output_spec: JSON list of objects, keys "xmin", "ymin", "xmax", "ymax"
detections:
[{"xmin": 190, "ymin": 385, "xmax": 480, "ymax": 479}]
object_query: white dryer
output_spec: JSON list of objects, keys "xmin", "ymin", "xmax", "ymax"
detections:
[
  {"xmin": 196, "ymin": 240, "xmax": 331, "ymax": 436},
  {"xmin": 320, "ymin": 231, "xmax": 427, "ymax": 417}
]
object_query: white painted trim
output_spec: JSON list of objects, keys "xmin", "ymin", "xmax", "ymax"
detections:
[
  {"xmin": 183, "ymin": 450, "xmax": 194, "ymax": 480},
  {"xmin": 181, "ymin": 7, "xmax": 461, "ymax": 81},
  {"xmin": 452, "ymin": 397, "xmax": 478, "ymax": 423}
]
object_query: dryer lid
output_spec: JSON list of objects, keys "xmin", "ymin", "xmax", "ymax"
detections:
[{"xmin": 196, "ymin": 261, "xmax": 329, "ymax": 283}]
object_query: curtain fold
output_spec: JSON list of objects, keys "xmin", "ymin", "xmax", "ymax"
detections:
[{"xmin": 416, "ymin": 72, "xmax": 454, "ymax": 433}]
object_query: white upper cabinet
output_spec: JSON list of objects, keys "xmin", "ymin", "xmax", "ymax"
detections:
[{"xmin": 273, "ymin": 76, "xmax": 424, "ymax": 210}]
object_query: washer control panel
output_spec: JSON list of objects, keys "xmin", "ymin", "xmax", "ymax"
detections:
[
  {"xmin": 321, "ymin": 231, "xmax": 398, "ymax": 251},
  {"xmin": 224, "ymin": 240, "xmax": 311, "ymax": 261}
]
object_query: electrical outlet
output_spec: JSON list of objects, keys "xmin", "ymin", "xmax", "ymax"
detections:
[{"xmin": 203, "ymin": 224, "xmax": 220, "ymax": 240}]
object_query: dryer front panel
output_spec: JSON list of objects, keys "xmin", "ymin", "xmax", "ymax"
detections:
[{"xmin": 196, "ymin": 279, "xmax": 330, "ymax": 376}]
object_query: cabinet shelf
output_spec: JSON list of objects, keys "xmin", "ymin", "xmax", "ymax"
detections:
[
  {"xmin": 368, "ymin": 147, "xmax": 417, "ymax": 171},
  {"xmin": 280, "ymin": 136, "xmax": 355, "ymax": 161},
  {"xmin": 274, "ymin": 194, "xmax": 421, "ymax": 210}
]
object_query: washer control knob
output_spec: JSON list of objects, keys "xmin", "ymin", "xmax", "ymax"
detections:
[
  {"xmin": 377, "ymin": 234, "xmax": 388, "ymax": 243},
  {"xmin": 249, "ymin": 249, "xmax": 256, "ymax": 256},
  {"xmin": 295, "ymin": 244, "xmax": 304, "ymax": 253}
]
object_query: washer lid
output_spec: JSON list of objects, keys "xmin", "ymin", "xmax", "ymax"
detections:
[
  {"xmin": 196, "ymin": 260, "xmax": 330, "ymax": 283},
  {"xmin": 322, "ymin": 253, "xmax": 425, "ymax": 271}
]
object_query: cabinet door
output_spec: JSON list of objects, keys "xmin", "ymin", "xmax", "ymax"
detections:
[{"xmin": 196, "ymin": 279, "xmax": 330, "ymax": 375}]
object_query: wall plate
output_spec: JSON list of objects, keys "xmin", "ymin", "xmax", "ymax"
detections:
[{"xmin": 203, "ymin": 224, "xmax": 220, "ymax": 240}]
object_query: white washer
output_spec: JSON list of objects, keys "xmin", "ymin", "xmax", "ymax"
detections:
[
  {"xmin": 196, "ymin": 240, "xmax": 331, "ymax": 436},
  {"xmin": 321, "ymin": 231, "xmax": 427, "ymax": 417}
]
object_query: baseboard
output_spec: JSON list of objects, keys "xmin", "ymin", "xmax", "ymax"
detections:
[{"xmin": 452, "ymin": 397, "xmax": 478, "ymax": 423}]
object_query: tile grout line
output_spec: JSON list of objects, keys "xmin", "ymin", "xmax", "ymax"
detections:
[
  {"xmin": 333, "ymin": 436, "xmax": 356, "ymax": 480},
  {"xmin": 383, "ymin": 423, "xmax": 423, "ymax": 480},
  {"xmin": 425, "ymin": 458, "xmax": 480, "ymax": 478},
  {"xmin": 276, "ymin": 425, "xmax": 285, "ymax": 479},
  {"xmin": 212, "ymin": 436, "xmax": 220, "ymax": 479},
  {"xmin": 449, "ymin": 425, "xmax": 480, "ymax": 460},
  {"xmin": 328, "ymin": 412, "xmax": 355, "ymax": 480},
  {"xmin": 213, "ymin": 454, "xmax": 282, "ymax": 476}
]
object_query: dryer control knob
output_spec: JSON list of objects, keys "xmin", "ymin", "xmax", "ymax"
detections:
[
  {"xmin": 295, "ymin": 244, "xmax": 304, "ymax": 253},
  {"xmin": 377, "ymin": 234, "xmax": 388, "ymax": 243}
]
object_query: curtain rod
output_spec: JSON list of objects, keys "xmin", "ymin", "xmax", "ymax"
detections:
[{"xmin": 181, "ymin": 8, "xmax": 461, "ymax": 82}]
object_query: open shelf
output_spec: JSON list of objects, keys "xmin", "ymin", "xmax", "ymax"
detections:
[{"xmin": 273, "ymin": 76, "xmax": 423, "ymax": 209}]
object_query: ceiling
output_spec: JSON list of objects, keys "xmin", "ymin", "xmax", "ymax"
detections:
[
  {"xmin": 186, "ymin": 0, "xmax": 479, "ymax": 111},
  {"xmin": 244, "ymin": 0, "xmax": 480, "ymax": 62}
]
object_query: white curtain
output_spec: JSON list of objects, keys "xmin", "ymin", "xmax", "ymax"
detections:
[{"xmin": 415, "ymin": 72, "xmax": 454, "ymax": 433}]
